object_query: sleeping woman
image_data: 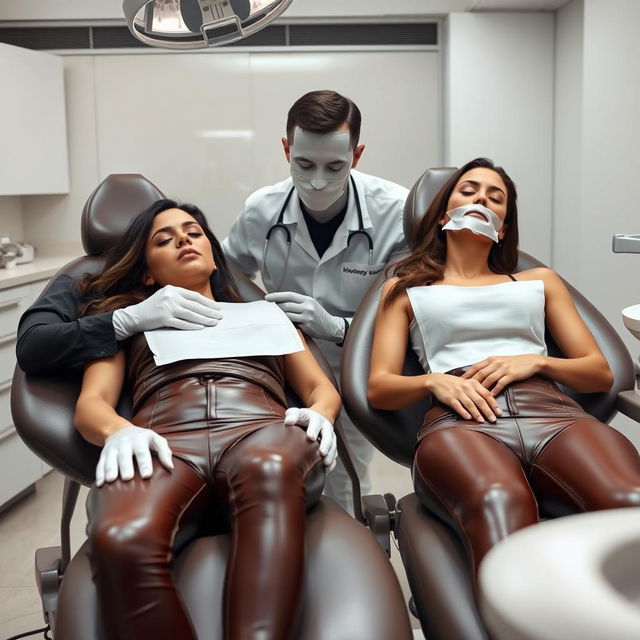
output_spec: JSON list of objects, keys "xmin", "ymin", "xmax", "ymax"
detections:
[{"xmin": 74, "ymin": 199, "xmax": 341, "ymax": 640}]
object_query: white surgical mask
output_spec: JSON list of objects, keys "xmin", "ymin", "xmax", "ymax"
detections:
[
  {"xmin": 442, "ymin": 204, "xmax": 503, "ymax": 243},
  {"xmin": 289, "ymin": 128, "xmax": 353, "ymax": 218}
]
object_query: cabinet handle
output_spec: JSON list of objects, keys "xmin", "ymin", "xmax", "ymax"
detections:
[{"xmin": 0, "ymin": 298, "xmax": 20, "ymax": 311}]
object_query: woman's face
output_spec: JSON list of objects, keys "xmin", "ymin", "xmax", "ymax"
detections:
[
  {"xmin": 144, "ymin": 208, "xmax": 216, "ymax": 291},
  {"xmin": 444, "ymin": 167, "xmax": 509, "ymax": 239}
]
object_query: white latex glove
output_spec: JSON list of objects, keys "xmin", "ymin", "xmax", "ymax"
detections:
[
  {"xmin": 112, "ymin": 285, "xmax": 223, "ymax": 340},
  {"xmin": 284, "ymin": 407, "xmax": 338, "ymax": 471},
  {"xmin": 264, "ymin": 291, "xmax": 344, "ymax": 342},
  {"xmin": 95, "ymin": 425, "xmax": 174, "ymax": 487}
]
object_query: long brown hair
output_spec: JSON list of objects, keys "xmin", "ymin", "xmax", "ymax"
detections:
[
  {"xmin": 78, "ymin": 199, "xmax": 242, "ymax": 316},
  {"xmin": 385, "ymin": 157, "xmax": 519, "ymax": 306}
]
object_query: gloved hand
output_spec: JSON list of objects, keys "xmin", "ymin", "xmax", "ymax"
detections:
[
  {"xmin": 264, "ymin": 291, "xmax": 344, "ymax": 342},
  {"xmin": 284, "ymin": 407, "xmax": 338, "ymax": 471},
  {"xmin": 112, "ymin": 285, "xmax": 223, "ymax": 340},
  {"xmin": 95, "ymin": 425, "xmax": 174, "ymax": 487}
]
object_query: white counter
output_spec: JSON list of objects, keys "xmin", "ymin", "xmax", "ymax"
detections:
[{"xmin": 0, "ymin": 256, "xmax": 77, "ymax": 291}]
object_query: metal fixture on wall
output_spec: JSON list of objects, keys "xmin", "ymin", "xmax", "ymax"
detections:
[{"xmin": 122, "ymin": 0, "xmax": 293, "ymax": 48}]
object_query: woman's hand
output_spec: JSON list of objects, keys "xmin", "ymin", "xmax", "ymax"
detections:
[
  {"xmin": 461, "ymin": 354, "xmax": 544, "ymax": 396},
  {"xmin": 426, "ymin": 374, "xmax": 502, "ymax": 423},
  {"xmin": 284, "ymin": 407, "xmax": 338, "ymax": 471},
  {"xmin": 95, "ymin": 424, "xmax": 174, "ymax": 487}
]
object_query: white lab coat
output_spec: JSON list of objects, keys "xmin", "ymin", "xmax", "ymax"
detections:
[
  {"xmin": 222, "ymin": 169, "xmax": 408, "ymax": 375},
  {"xmin": 222, "ymin": 169, "xmax": 409, "ymax": 512}
]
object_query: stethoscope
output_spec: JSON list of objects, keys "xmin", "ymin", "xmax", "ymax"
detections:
[{"xmin": 261, "ymin": 174, "xmax": 374, "ymax": 290}]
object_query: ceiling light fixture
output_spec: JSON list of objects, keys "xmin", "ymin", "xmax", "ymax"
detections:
[{"xmin": 123, "ymin": 0, "xmax": 293, "ymax": 49}]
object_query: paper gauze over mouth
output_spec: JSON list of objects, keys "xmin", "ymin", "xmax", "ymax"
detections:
[{"xmin": 442, "ymin": 204, "xmax": 503, "ymax": 243}]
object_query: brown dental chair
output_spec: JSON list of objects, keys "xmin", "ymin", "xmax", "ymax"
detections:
[
  {"xmin": 341, "ymin": 166, "xmax": 640, "ymax": 639},
  {"xmin": 10, "ymin": 174, "xmax": 413, "ymax": 639}
]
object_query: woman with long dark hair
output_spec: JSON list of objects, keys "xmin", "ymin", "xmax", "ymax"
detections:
[
  {"xmin": 368, "ymin": 157, "xmax": 640, "ymax": 581},
  {"xmin": 74, "ymin": 199, "xmax": 340, "ymax": 639}
]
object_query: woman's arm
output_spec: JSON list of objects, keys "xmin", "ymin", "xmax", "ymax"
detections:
[
  {"xmin": 283, "ymin": 333, "xmax": 341, "ymax": 423},
  {"xmin": 539, "ymin": 268, "xmax": 613, "ymax": 392},
  {"xmin": 368, "ymin": 279, "xmax": 430, "ymax": 409},
  {"xmin": 368, "ymin": 280, "xmax": 500, "ymax": 421},
  {"xmin": 75, "ymin": 352, "xmax": 173, "ymax": 485},
  {"xmin": 74, "ymin": 351, "xmax": 129, "ymax": 446},
  {"xmin": 464, "ymin": 268, "xmax": 613, "ymax": 394}
]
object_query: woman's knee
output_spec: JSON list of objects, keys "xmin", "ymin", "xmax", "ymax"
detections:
[
  {"xmin": 88, "ymin": 511, "xmax": 167, "ymax": 568},
  {"xmin": 460, "ymin": 479, "xmax": 536, "ymax": 525},
  {"xmin": 239, "ymin": 447, "xmax": 300, "ymax": 482},
  {"xmin": 598, "ymin": 485, "xmax": 640, "ymax": 509}
]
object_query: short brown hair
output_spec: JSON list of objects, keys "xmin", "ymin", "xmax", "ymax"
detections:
[{"xmin": 286, "ymin": 90, "xmax": 361, "ymax": 148}]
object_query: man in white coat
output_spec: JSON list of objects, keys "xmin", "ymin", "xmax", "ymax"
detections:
[{"xmin": 222, "ymin": 90, "xmax": 408, "ymax": 513}]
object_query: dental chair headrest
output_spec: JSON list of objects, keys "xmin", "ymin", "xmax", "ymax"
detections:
[
  {"xmin": 403, "ymin": 167, "xmax": 457, "ymax": 249},
  {"xmin": 81, "ymin": 174, "xmax": 165, "ymax": 256}
]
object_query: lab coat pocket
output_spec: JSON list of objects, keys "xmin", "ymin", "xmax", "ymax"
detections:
[{"xmin": 340, "ymin": 261, "xmax": 385, "ymax": 312}]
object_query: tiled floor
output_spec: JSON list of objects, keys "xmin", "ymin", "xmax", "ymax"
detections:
[{"xmin": 0, "ymin": 451, "xmax": 425, "ymax": 639}]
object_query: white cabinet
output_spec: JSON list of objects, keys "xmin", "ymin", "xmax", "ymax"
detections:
[
  {"xmin": 0, "ymin": 279, "xmax": 50, "ymax": 511},
  {"xmin": 0, "ymin": 44, "xmax": 69, "ymax": 196}
]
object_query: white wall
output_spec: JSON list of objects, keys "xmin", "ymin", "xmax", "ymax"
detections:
[
  {"xmin": 552, "ymin": 0, "xmax": 640, "ymax": 445},
  {"xmin": 580, "ymin": 0, "xmax": 640, "ymax": 355},
  {"xmin": 444, "ymin": 12, "xmax": 555, "ymax": 262},
  {"xmin": 22, "ymin": 50, "xmax": 440, "ymax": 250},
  {"xmin": 553, "ymin": 0, "xmax": 583, "ymax": 283},
  {"xmin": 553, "ymin": 0, "xmax": 640, "ymax": 355}
]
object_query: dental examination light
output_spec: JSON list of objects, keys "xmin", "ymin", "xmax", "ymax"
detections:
[{"xmin": 123, "ymin": 0, "xmax": 293, "ymax": 48}]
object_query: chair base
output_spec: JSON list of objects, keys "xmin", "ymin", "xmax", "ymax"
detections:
[{"xmin": 35, "ymin": 546, "xmax": 62, "ymax": 631}]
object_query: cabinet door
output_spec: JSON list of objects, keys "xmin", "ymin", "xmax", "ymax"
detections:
[
  {"xmin": 0, "ymin": 282, "xmax": 47, "ymax": 509},
  {"xmin": 0, "ymin": 43, "xmax": 69, "ymax": 196}
]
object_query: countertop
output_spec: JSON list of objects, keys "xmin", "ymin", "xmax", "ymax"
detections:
[{"xmin": 0, "ymin": 256, "xmax": 76, "ymax": 291}]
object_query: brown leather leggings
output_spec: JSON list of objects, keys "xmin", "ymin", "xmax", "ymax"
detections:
[
  {"xmin": 86, "ymin": 376, "xmax": 325, "ymax": 640},
  {"xmin": 413, "ymin": 374, "xmax": 640, "ymax": 577}
]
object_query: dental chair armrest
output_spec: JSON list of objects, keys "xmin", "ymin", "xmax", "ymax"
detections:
[
  {"xmin": 363, "ymin": 493, "xmax": 398, "ymax": 558},
  {"xmin": 618, "ymin": 390, "xmax": 640, "ymax": 423}
]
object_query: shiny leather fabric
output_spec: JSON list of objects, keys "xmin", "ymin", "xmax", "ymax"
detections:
[
  {"xmin": 414, "ymin": 371, "xmax": 640, "ymax": 576},
  {"xmin": 87, "ymin": 372, "xmax": 325, "ymax": 640}
]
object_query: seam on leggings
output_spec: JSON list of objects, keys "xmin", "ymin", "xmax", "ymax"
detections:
[
  {"xmin": 529, "ymin": 461, "xmax": 587, "ymax": 510},
  {"xmin": 144, "ymin": 389, "xmax": 162, "ymax": 430},
  {"xmin": 213, "ymin": 466, "xmax": 237, "ymax": 630},
  {"xmin": 512, "ymin": 417, "xmax": 527, "ymax": 465},
  {"xmin": 169, "ymin": 482, "xmax": 209, "ymax": 563}
]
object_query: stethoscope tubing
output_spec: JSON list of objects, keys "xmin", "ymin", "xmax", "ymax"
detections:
[{"xmin": 261, "ymin": 175, "xmax": 374, "ymax": 290}]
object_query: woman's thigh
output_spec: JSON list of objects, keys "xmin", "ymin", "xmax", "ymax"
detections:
[
  {"xmin": 87, "ymin": 456, "xmax": 211, "ymax": 548},
  {"xmin": 530, "ymin": 418, "xmax": 640, "ymax": 511},
  {"xmin": 414, "ymin": 428, "xmax": 538, "ymax": 527},
  {"xmin": 214, "ymin": 422, "xmax": 325, "ymax": 508}
]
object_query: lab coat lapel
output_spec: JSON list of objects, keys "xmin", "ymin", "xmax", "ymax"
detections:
[
  {"xmin": 285, "ymin": 194, "xmax": 319, "ymax": 261},
  {"xmin": 319, "ymin": 175, "xmax": 370, "ymax": 265}
]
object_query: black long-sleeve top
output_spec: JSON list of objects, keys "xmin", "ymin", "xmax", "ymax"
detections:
[{"xmin": 16, "ymin": 274, "xmax": 118, "ymax": 374}]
